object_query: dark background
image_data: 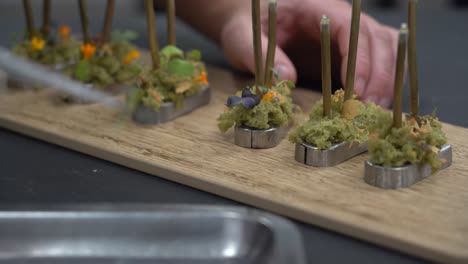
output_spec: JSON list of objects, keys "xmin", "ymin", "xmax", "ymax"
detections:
[{"xmin": 1, "ymin": 1, "xmax": 467, "ymax": 263}]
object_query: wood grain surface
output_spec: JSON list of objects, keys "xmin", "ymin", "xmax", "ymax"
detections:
[{"xmin": 0, "ymin": 66, "xmax": 467, "ymax": 263}]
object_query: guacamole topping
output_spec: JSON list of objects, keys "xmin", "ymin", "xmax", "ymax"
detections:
[
  {"xmin": 126, "ymin": 45, "xmax": 208, "ymax": 111},
  {"xmin": 368, "ymin": 114, "xmax": 448, "ymax": 171},
  {"xmin": 289, "ymin": 89, "xmax": 390, "ymax": 150},
  {"xmin": 218, "ymin": 80, "xmax": 296, "ymax": 132}
]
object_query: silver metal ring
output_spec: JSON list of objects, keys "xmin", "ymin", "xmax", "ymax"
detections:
[
  {"xmin": 59, "ymin": 83, "xmax": 100, "ymax": 104},
  {"xmin": 364, "ymin": 144, "xmax": 453, "ymax": 189},
  {"xmin": 295, "ymin": 141, "xmax": 368, "ymax": 167},
  {"xmin": 133, "ymin": 85, "xmax": 211, "ymax": 125},
  {"xmin": 234, "ymin": 125, "xmax": 288, "ymax": 149}
]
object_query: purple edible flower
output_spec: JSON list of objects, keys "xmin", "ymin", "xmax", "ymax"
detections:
[
  {"xmin": 227, "ymin": 96, "xmax": 242, "ymax": 106},
  {"xmin": 241, "ymin": 87, "xmax": 255, "ymax": 98},
  {"xmin": 226, "ymin": 87, "xmax": 261, "ymax": 110}
]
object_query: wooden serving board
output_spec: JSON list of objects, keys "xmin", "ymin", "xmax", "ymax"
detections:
[{"xmin": 0, "ymin": 66, "xmax": 467, "ymax": 263}]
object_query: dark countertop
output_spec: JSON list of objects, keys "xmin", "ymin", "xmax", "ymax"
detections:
[{"xmin": 1, "ymin": 2, "xmax": 467, "ymax": 263}]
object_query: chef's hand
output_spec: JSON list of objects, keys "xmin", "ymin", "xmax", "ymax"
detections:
[{"xmin": 174, "ymin": 0, "xmax": 398, "ymax": 107}]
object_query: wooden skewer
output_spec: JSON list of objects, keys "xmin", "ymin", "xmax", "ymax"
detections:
[
  {"xmin": 393, "ymin": 24, "xmax": 408, "ymax": 129},
  {"xmin": 408, "ymin": 0, "xmax": 419, "ymax": 119},
  {"xmin": 102, "ymin": 0, "xmax": 116, "ymax": 44},
  {"xmin": 145, "ymin": 0, "xmax": 160, "ymax": 70},
  {"xmin": 167, "ymin": 0, "xmax": 176, "ymax": 46},
  {"xmin": 344, "ymin": 0, "xmax": 361, "ymax": 101},
  {"xmin": 252, "ymin": 0, "xmax": 264, "ymax": 89},
  {"xmin": 264, "ymin": 0, "xmax": 277, "ymax": 89},
  {"xmin": 78, "ymin": 0, "xmax": 90, "ymax": 44},
  {"xmin": 321, "ymin": 15, "xmax": 332, "ymax": 119},
  {"xmin": 22, "ymin": 0, "xmax": 35, "ymax": 39},
  {"xmin": 41, "ymin": 0, "xmax": 51, "ymax": 38}
]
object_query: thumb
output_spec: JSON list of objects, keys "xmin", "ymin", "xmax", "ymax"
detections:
[{"xmin": 220, "ymin": 15, "xmax": 297, "ymax": 83}]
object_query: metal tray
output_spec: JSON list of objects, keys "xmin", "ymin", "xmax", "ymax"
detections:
[
  {"xmin": 234, "ymin": 126, "xmax": 288, "ymax": 149},
  {"xmin": 295, "ymin": 141, "xmax": 368, "ymax": 167},
  {"xmin": 5, "ymin": 63, "xmax": 71, "ymax": 91},
  {"xmin": 364, "ymin": 144, "xmax": 453, "ymax": 189},
  {"xmin": 58, "ymin": 83, "xmax": 126, "ymax": 105},
  {"xmin": 133, "ymin": 86, "xmax": 211, "ymax": 125},
  {"xmin": 0, "ymin": 204, "xmax": 305, "ymax": 264},
  {"xmin": 7, "ymin": 77, "xmax": 33, "ymax": 91}
]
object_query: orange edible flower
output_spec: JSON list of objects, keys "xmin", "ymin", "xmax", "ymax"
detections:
[
  {"xmin": 123, "ymin": 50, "xmax": 140, "ymax": 64},
  {"xmin": 194, "ymin": 71, "xmax": 209, "ymax": 85},
  {"xmin": 30, "ymin": 37, "xmax": 45, "ymax": 51},
  {"xmin": 261, "ymin": 91, "xmax": 284, "ymax": 103},
  {"xmin": 59, "ymin": 25, "xmax": 71, "ymax": 38},
  {"xmin": 80, "ymin": 43, "xmax": 96, "ymax": 60}
]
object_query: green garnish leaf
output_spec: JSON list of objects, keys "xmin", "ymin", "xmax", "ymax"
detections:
[
  {"xmin": 167, "ymin": 59, "xmax": 195, "ymax": 77},
  {"xmin": 74, "ymin": 60, "xmax": 91, "ymax": 82},
  {"xmin": 161, "ymin": 45, "xmax": 184, "ymax": 60}
]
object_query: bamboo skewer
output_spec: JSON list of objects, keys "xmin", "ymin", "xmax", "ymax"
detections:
[
  {"xmin": 145, "ymin": 0, "xmax": 160, "ymax": 70},
  {"xmin": 393, "ymin": 24, "xmax": 408, "ymax": 128},
  {"xmin": 167, "ymin": 0, "xmax": 176, "ymax": 46},
  {"xmin": 41, "ymin": 0, "xmax": 51, "ymax": 38},
  {"xmin": 78, "ymin": 0, "xmax": 90, "ymax": 44},
  {"xmin": 252, "ymin": 0, "xmax": 264, "ymax": 89},
  {"xmin": 264, "ymin": 0, "xmax": 277, "ymax": 89},
  {"xmin": 22, "ymin": 0, "xmax": 35, "ymax": 39},
  {"xmin": 102, "ymin": 0, "xmax": 116, "ymax": 44},
  {"xmin": 321, "ymin": 16, "xmax": 332, "ymax": 119},
  {"xmin": 408, "ymin": 0, "xmax": 419, "ymax": 119},
  {"xmin": 344, "ymin": 0, "xmax": 361, "ymax": 101}
]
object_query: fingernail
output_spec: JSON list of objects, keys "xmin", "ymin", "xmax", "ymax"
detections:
[
  {"xmin": 378, "ymin": 98, "xmax": 393, "ymax": 109},
  {"xmin": 274, "ymin": 64, "xmax": 290, "ymax": 80},
  {"xmin": 355, "ymin": 78, "xmax": 367, "ymax": 96}
]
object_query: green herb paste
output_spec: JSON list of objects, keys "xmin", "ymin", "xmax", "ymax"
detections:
[
  {"xmin": 289, "ymin": 89, "xmax": 390, "ymax": 150},
  {"xmin": 368, "ymin": 114, "xmax": 448, "ymax": 171}
]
